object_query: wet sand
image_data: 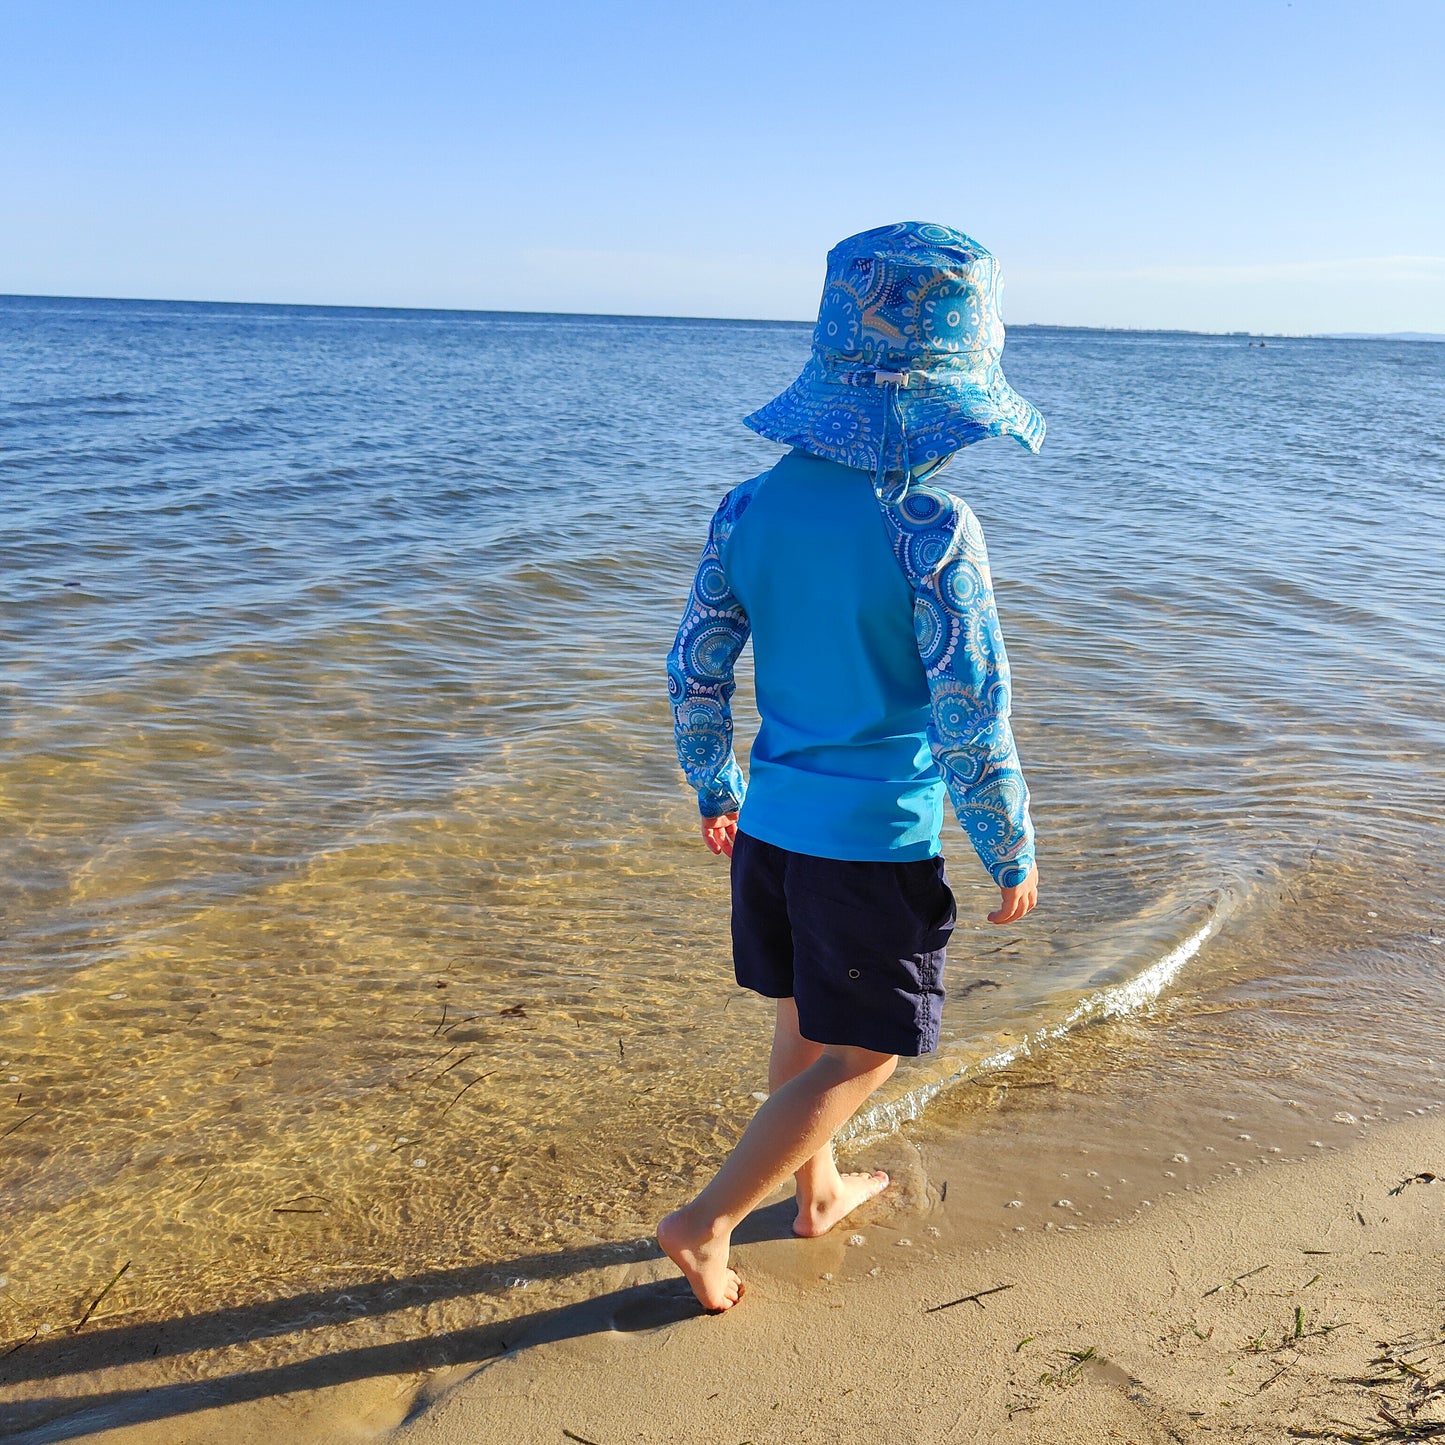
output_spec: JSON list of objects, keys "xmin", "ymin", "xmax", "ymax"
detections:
[
  {"xmin": 5, "ymin": 929, "xmax": 1441, "ymax": 1445},
  {"xmin": 8, "ymin": 1111, "xmax": 1439, "ymax": 1445},
  {"xmin": 400, "ymin": 1115, "xmax": 1445, "ymax": 1445}
]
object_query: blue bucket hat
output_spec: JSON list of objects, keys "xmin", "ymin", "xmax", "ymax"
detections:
[{"xmin": 744, "ymin": 222, "xmax": 1045, "ymax": 501}]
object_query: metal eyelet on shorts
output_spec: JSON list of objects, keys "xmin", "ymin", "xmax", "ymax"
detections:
[{"xmin": 847, "ymin": 968, "xmax": 861, "ymax": 979}]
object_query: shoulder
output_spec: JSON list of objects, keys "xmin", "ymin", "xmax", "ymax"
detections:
[
  {"xmin": 881, "ymin": 483, "xmax": 989, "ymax": 586},
  {"xmin": 709, "ymin": 469, "xmax": 770, "ymax": 547}
]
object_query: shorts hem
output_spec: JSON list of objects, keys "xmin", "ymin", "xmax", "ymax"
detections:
[
  {"xmin": 793, "ymin": 1013, "xmax": 940, "ymax": 1059},
  {"xmin": 734, "ymin": 976, "xmax": 792, "ymax": 1001}
]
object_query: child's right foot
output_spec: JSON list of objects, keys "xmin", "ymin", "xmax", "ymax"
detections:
[
  {"xmin": 657, "ymin": 1209, "xmax": 744, "ymax": 1313},
  {"xmin": 793, "ymin": 1168, "xmax": 890, "ymax": 1238}
]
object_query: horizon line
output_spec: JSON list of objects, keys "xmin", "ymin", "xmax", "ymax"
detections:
[{"xmin": 1, "ymin": 291, "xmax": 1441, "ymax": 343}]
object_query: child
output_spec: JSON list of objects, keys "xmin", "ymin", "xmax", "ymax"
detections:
[{"xmin": 661, "ymin": 222, "xmax": 1043, "ymax": 1312}]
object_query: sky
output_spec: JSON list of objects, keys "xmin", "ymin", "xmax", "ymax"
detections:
[{"xmin": 2, "ymin": 0, "xmax": 1443, "ymax": 333}]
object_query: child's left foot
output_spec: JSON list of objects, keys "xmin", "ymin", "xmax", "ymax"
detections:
[
  {"xmin": 792, "ymin": 1169, "xmax": 890, "ymax": 1238},
  {"xmin": 658, "ymin": 1210, "xmax": 745, "ymax": 1313}
]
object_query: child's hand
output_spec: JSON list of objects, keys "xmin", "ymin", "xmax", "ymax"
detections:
[
  {"xmin": 988, "ymin": 863, "xmax": 1039, "ymax": 924},
  {"xmin": 701, "ymin": 812, "xmax": 739, "ymax": 858}
]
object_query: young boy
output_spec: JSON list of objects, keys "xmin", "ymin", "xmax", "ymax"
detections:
[{"xmin": 661, "ymin": 222, "xmax": 1043, "ymax": 1312}]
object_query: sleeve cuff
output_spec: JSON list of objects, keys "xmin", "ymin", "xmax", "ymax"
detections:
[
  {"xmin": 697, "ymin": 787, "xmax": 743, "ymax": 818},
  {"xmin": 993, "ymin": 854, "xmax": 1035, "ymax": 889}
]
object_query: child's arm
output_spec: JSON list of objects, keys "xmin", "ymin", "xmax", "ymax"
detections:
[
  {"xmin": 886, "ymin": 491, "xmax": 1037, "ymax": 916},
  {"xmin": 667, "ymin": 498, "xmax": 751, "ymax": 847}
]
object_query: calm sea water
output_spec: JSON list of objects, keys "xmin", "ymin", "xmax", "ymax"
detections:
[{"xmin": 2, "ymin": 296, "xmax": 1442, "ymax": 1345}]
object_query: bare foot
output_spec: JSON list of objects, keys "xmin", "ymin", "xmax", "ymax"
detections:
[
  {"xmin": 657, "ymin": 1209, "xmax": 744, "ymax": 1313},
  {"xmin": 792, "ymin": 1169, "xmax": 890, "ymax": 1238}
]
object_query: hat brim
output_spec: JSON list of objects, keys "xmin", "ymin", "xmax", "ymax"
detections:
[{"xmin": 743, "ymin": 356, "xmax": 1045, "ymax": 477}]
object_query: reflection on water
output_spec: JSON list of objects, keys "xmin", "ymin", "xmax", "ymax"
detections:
[{"xmin": 1, "ymin": 298, "xmax": 1442, "ymax": 1349}]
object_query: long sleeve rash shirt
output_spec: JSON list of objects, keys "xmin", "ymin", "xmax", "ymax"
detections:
[{"xmin": 667, "ymin": 449, "xmax": 1035, "ymax": 889}]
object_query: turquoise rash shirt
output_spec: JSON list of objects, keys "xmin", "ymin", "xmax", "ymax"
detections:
[{"xmin": 667, "ymin": 449, "xmax": 1036, "ymax": 889}]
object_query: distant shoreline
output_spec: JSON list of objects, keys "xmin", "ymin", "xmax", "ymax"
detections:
[{"xmin": 2, "ymin": 292, "xmax": 1441, "ymax": 343}]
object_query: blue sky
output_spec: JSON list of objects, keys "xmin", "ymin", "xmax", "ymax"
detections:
[{"xmin": 3, "ymin": 0, "xmax": 1442, "ymax": 332}]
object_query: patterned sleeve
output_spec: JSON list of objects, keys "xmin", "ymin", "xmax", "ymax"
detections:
[
  {"xmin": 666, "ymin": 486, "xmax": 755, "ymax": 818},
  {"xmin": 884, "ymin": 487, "xmax": 1036, "ymax": 888}
]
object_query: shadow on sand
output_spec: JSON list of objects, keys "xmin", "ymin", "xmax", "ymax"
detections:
[{"xmin": 0, "ymin": 1200, "xmax": 800, "ymax": 1443}]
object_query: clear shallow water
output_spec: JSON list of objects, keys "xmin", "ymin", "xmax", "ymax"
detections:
[{"xmin": 1, "ymin": 297, "xmax": 1442, "ymax": 1347}]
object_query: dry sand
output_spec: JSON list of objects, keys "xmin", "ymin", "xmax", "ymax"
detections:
[{"xmin": 7, "ymin": 1109, "xmax": 1441, "ymax": 1445}]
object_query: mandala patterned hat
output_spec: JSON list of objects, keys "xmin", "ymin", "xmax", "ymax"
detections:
[{"xmin": 744, "ymin": 222, "xmax": 1045, "ymax": 501}]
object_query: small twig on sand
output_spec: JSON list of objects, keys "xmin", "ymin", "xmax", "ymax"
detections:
[
  {"xmin": 426, "ymin": 1052, "xmax": 475, "ymax": 1087},
  {"xmin": 1259, "ymin": 1357, "xmax": 1297, "ymax": 1392},
  {"xmin": 926, "ymin": 1283, "xmax": 1014, "ymax": 1314},
  {"xmin": 562, "ymin": 1430, "xmax": 603, "ymax": 1445},
  {"xmin": 73, "ymin": 1261, "xmax": 130, "ymax": 1333},
  {"xmin": 1387, "ymin": 1172, "xmax": 1437, "ymax": 1196},
  {"xmin": 1287, "ymin": 1419, "xmax": 1445, "ymax": 1443},
  {"xmin": 977, "ymin": 938, "xmax": 1026, "ymax": 958},
  {"xmin": 405, "ymin": 1044, "xmax": 459, "ymax": 1080},
  {"xmin": 273, "ymin": 1195, "xmax": 329, "ymax": 1214},
  {"xmin": 1204, "ymin": 1264, "xmax": 1268, "ymax": 1298},
  {"xmin": 432, "ymin": 1004, "xmax": 448, "ymax": 1037},
  {"xmin": 441, "ymin": 1070, "xmax": 496, "ymax": 1119},
  {"xmin": 0, "ymin": 1111, "xmax": 41, "ymax": 1143},
  {"xmin": 1296, "ymin": 1323, "xmax": 1354, "ymax": 1345},
  {"xmin": 1, "ymin": 1328, "xmax": 38, "ymax": 1359},
  {"xmin": 438, "ymin": 1012, "xmax": 481, "ymax": 1036}
]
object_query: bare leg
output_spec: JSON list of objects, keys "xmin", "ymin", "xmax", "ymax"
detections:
[
  {"xmin": 658, "ymin": 1034, "xmax": 897, "ymax": 1311},
  {"xmin": 767, "ymin": 999, "xmax": 891, "ymax": 1238}
]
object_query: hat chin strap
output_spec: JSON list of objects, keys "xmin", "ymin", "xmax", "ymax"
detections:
[
  {"xmin": 874, "ymin": 377, "xmax": 911, "ymax": 505},
  {"xmin": 834, "ymin": 366, "xmax": 922, "ymax": 504}
]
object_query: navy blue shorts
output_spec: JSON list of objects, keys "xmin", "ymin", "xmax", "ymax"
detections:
[{"xmin": 730, "ymin": 831, "xmax": 957, "ymax": 1058}]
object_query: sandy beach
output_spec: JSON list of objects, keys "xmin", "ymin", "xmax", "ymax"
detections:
[
  {"xmin": 6, "ymin": 952, "xmax": 1441, "ymax": 1445},
  {"xmin": 397, "ymin": 1113, "xmax": 1445, "ymax": 1445}
]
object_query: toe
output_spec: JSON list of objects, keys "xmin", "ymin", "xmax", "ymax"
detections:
[{"xmin": 708, "ymin": 1272, "xmax": 743, "ymax": 1313}]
